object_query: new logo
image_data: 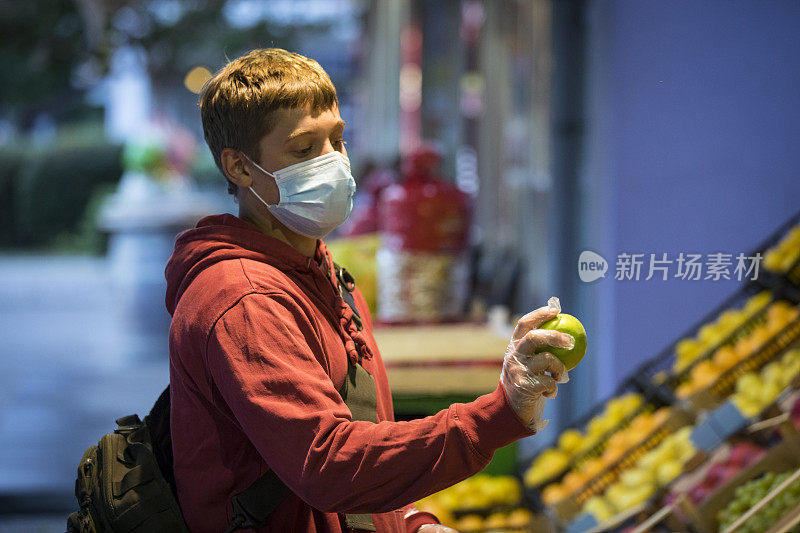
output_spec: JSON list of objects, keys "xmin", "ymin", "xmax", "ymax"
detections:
[{"xmin": 578, "ymin": 251, "xmax": 608, "ymax": 282}]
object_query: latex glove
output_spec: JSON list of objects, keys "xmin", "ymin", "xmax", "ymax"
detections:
[
  {"xmin": 500, "ymin": 296, "xmax": 571, "ymax": 432},
  {"xmin": 417, "ymin": 525, "xmax": 459, "ymax": 533}
]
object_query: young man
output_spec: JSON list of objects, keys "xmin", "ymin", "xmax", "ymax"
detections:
[{"xmin": 165, "ymin": 48, "xmax": 571, "ymax": 532}]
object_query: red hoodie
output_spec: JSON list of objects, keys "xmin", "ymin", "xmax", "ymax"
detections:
[{"xmin": 165, "ymin": 214, "xmax": 534, "ymax": 532}]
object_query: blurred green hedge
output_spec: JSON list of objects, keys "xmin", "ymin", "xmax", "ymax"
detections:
[{"xmin": 0, "ymin": 140, "xmax": 123, "ymax": 249}]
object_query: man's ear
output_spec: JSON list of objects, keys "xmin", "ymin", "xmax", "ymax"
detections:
[{"xmin": 221, "ymin": 148, "xmax": 253, "ymax": 189}]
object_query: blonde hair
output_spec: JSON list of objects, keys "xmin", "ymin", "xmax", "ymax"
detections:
[{"xmin": 199, "ymin": 48, "xmax": 338, "ymax": 194}]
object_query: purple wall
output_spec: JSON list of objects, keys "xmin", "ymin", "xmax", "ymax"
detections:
[{"xmin": 584, "ymin": 0, "xmax": 800, "ymax": 398}]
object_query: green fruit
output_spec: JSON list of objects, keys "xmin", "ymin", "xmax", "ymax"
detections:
[{"xmin": 536, "ymin": 313, "xmax": 588, "ymax": 370}]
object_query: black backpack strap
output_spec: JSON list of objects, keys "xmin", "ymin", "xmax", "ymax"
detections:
[
  {"xmin": 334, "ymin": 263, "xmax": 363, "ymax": 331},
  {"xmin": 224, "ymin": 470, "xmax": 293, "ymax": 533},
  {"xmin": 144, "ymin": 386, "xmax": 176, "ymax": 498},
  {"xmin": 115, "ymin": 414, "xmax": 142, "ymax": 432}
]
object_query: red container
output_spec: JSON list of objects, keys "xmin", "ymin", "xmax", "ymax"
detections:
[
  {"xmin": 376, "ymin": 147, "xmax": 472, "ymax": 323},
  {"xmin": 379, "ymin": 148, "xmax": 471, "ymax": 254}
]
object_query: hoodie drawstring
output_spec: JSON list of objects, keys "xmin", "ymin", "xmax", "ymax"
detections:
[{"xmin": 317, "ymin": 243, "xmax": 374, "ymax": 365}]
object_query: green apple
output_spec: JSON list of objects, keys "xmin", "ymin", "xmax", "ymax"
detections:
[{"xmin": 536, "ymin": 313, "xmax": 587, "ymax": 370}]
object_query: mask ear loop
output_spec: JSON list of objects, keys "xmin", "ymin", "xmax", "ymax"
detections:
[
  {"xmin": 240, "ymin": 152, "xmax": 277, "ymax": 178},
  {"xmin": 249, "ymin": 186, "xmax": 274, "ymax": 208},
  {"xmin": 241, "ymin": 152, "xmax": 279, "ymax": 207}
]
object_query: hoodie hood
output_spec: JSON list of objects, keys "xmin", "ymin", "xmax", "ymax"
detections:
[{"xmin": 165, "ymin": 214, "xmax": 324, "ymax": 315}]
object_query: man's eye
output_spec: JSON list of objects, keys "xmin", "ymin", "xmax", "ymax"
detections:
[
  {"xmin": 334, "ymin": 139, "xmax": 348, "ymax": 149},
  {"xmin": 297, "ymin": 146, "xmax": 313, "ymax": 155}
]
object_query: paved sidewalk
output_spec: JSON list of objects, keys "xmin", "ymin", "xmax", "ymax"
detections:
[{"xmin": 0, "ymin": 254, "xmax": 172, "ymax": 530}]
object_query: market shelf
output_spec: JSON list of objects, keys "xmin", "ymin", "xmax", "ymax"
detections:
[
  {"xmin": 373, "ymin": 323, "xmax": 508, "ymax": 396},
  {"xmin": 686, "ymin": 318, "xmax": 800, "ymax": 412}
]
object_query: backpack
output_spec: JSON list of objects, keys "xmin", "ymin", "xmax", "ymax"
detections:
[
  {"xmin": 66, "ymin": 387, "xmax": 188, "ymax": 533},
  {"xmin": 67, "ymin": 263, "xmax": 370, "ymax": 533},
  {"xmin": 66, "ymin": 379, "xmax": 304, "ymax": 533}
]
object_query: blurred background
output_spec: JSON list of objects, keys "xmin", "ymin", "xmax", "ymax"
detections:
[{"xmin": 2, "ymin": 0, "xmax": 800, "ymax": 531}]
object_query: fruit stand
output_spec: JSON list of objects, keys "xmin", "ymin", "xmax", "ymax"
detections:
[
  {"xmin": 539, "ymin": 212, "xmax": 800, "ymax": 532},
  {"xmin": 408, "ymin": 211, "xmax": 800, "ymax": 532}
]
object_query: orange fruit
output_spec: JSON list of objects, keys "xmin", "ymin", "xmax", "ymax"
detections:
[
  {"xmin": 608, "ymin": 430, "xmax": 629, "ymax": 450},
  {"xmin": 506, "ymin": 508, "xmax": 533, "ymax": 527},
  {"xmin": 734, "ymin": 336, "xmax": 757, "ymax": 360},
  {"xmin": 713, "ymin": 346, "xmax": 739, "ymax": 370},
  {"xmin": 652, "ymin": 406, "xmax": 672, "ymax": 426},
  {"xmin": 581, "ymin": 457, "xmax": 604, "ymax": 479},
  {"xmin": 562, "ymin": 471, "xmax": 588, "ymax": 494},
  {"xmin": 627, "ymin": 426, "xmax": 652, "ymax": 445},
  {"xmin": 749, "ymin": 327, "xmax": 772, "ymax": 350},
  {"xmin": 768, "ymin": 301, "xmax": 794, "ymax": 324},
  {"xmin": 628, "ymin": 412, "xmax": 653, "ymax": 432},
  {"xmin": 602, "ymin": 442, "xmax": 626, "ymax": 464},
  {"xmin": 691, "ymin": 360, "xmax": 718, "ymax": 381},
  {"xmin": 455, "ymin": 514, "xmax": 485, "ymax": 531},
  {"xmin": 695, "ymin": 370, "xmax": 718, "ymax": 389},
  {"xmin": 542, "ymin": 483, "xmax": 567, "ymax": 505},
  {"xmin": 675, "ymin": 382, "xmax": 695, "ymax": 398},
  {"xmin": 766, "ymin": 316, "xmax": 787, "ymax": 335},
  {"xmin": 686, "ymin": 360, "xmax": 718, "ymax": 390},
  {"xmin": 484, "ymin": 512, "xmax": 508, "ymax": 529}
]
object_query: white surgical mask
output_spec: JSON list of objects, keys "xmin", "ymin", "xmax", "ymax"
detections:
[{"xmin": 246, "ymin": 151, "xmax": 356, "ymax": 239}]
